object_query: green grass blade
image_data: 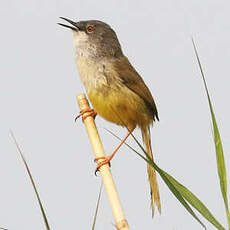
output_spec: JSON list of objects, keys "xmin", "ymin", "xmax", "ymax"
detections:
[
  {"xmin": 104, "ymin": 129, "xmax": 208, "ymax": 229},
  {"xmin": 165, "ymin": 172, "xmax": 225, "ymax": 230},
  {"xmin": 92, "ymin": 183, "xmax": 103, "ymax": 230},
  {"xmin": 128, "ymin": 131, "xmax": 224, "ymax": 229},
  {"xmin": 128, "ymin": 130, "xmax": 224, "ymax": 229},
  {"xmin": 10, "ymin": 131, "xmax": 51, "ymax": 230},
  {"xmin": 192, "ymin": 38, "xmax": 230, "ymax": 229},
  {"xmin": 105, "ymin": 128, "xmax": 226, "ymax": 229}
]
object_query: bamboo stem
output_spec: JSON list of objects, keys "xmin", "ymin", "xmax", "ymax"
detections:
[{"xmin": 77, "ymin": 94, "xmax": 130, "ymax": 230}]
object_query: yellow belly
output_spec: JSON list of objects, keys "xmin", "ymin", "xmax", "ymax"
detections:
[{"xmin": 87, "ymin": 86, "xmax": 152, "ymax": 128}]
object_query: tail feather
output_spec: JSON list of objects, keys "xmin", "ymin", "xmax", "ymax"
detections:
[{"xmin": 141, "ymin": 126, "xmax": 161, "ymax": 216}]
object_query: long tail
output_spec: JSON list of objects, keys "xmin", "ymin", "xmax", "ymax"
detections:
[{"xmin": 141, "ymin": 126, "xmax": 161, "ymax": 216}]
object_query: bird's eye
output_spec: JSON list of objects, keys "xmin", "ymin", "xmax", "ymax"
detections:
[{"xmin": 86, "ymin": 25, "xmax": 95, "ymax": 33}]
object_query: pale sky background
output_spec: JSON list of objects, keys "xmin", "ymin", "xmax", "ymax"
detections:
[{"xmin": 1, "ymin": 0, "xmax": 230, "ymax": 229}]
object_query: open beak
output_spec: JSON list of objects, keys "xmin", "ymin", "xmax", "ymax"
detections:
[{"xmin": 58, "ymin": 17, "xmax": 79, "ymax": 31}]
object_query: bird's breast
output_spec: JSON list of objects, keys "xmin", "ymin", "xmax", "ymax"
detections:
[
  {"xmin": 76, "ymin": 57, "xmax": 153, "ymax": 127},
  {"xmin": 76, "ymin": 57, "xmax": 108, "ymax": 91},
  {"xmin": 87, "ymin": 83, "xmax": 153, "ymax": 127}
]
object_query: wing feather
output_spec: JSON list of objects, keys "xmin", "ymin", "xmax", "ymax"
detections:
[{"xmin": 108, "ymin": 56, "xmax": 159, "ymax": 121}]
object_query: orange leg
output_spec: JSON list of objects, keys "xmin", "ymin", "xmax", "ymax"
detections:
[
  {"xmin": 75, "ymin": 108, "xmax": 97, "ymax": 122},
  {"xmin": 95, "ymin": 125, "xmax": 136, "ymax": 174}
]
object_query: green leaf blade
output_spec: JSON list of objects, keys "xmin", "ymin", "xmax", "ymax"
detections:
[
  {"xmin": 10, "ymin": 131, "xmax": 51, "ymax": 230},
  {"xmin": 165, "ymin": 172, "xmax": 225, "ymax": 230},
  {"xmin": 92, "ymin": 183, "xmax": 103, "ymax": 230},
  {"xmin": 105, "ymin": 128, "xmax": 227, "ymax": 229},
  {"xmin": 105, "ymin": 128, "xmax": 208, "ymax": 229},
  {"xmin": 192, "ymin": 38, "xmax": 230, "ymax": 229}
]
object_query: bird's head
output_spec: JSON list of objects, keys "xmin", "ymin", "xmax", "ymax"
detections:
[{"xmin": 59, "ymin": 17, "xmax": 123, "ymax": 59}]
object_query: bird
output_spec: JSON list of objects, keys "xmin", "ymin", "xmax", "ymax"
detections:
[{"xmin": 58, "ymin": 17, "xmax": 161, "ymax": 215}]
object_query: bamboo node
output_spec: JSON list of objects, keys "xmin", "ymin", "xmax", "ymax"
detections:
[{"xmin": 116, "ymin": 219, "xmax": 129, "ymax": 230}]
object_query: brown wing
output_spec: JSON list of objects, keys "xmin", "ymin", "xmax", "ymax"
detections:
[{"xmin": 112, "ymin": 56, "xmax": 159, "ymax": 121}]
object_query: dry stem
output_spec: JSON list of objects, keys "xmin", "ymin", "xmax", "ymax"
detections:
[{"xmin": 77, "ymin": 94, "xmax": 130, "ymax": 230}]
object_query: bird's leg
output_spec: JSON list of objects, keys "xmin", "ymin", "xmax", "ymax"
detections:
[
  {"xmin": 95, "ymin": 125, "xmax": 136, "ymax": 174},
  {"xmin": 75, "ymin": 108, "xmax": 97, "ymax": 122}
]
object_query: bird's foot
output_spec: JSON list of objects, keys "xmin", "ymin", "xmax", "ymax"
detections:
[
  {"xmin": 94, "ymin": 156, "xmax": 111, "ymax": 175},
  {"xmin": 75, "ymin": 108, "xmax": 97, "ymax": 122}
]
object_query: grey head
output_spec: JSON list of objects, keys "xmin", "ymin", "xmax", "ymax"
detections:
[{"xmin": 59, "ymin": 17, "xmax": 123, "ymax": 59}]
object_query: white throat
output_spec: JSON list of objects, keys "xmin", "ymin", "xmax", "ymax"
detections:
[{"xmin": 72, "ymin": 31, "xmax": 97, "ymax": 59}]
